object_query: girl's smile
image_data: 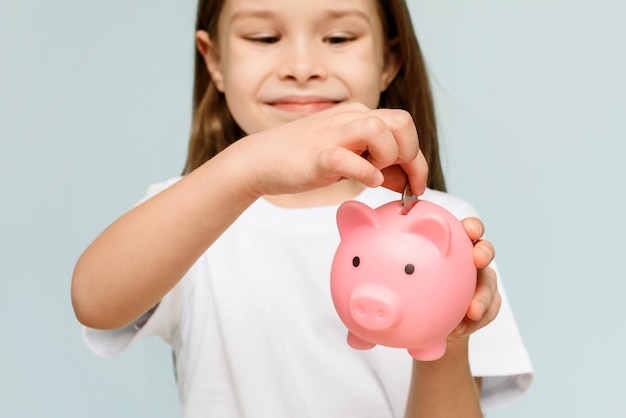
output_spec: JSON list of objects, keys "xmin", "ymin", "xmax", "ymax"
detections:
[{"xmin": 266, "ymin": 95, "xmax": 342, "ymax": 115}]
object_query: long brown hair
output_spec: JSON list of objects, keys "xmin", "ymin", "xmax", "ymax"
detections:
[{"xmin": 183, "ymin": 0, "xmax": 446, "ymax": 192}]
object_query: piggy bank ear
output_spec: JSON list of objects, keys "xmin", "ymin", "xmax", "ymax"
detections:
[
  {"xmin": 404, "ymin": 213, "xmax": 451, "ymax": 256},
  {"xmin": 336, "ymin": 201, "xmax": 379, "ymax": 239}
]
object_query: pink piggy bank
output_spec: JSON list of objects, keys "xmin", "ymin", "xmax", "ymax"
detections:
[{"xmin": 330, "ymin": 199, "xmax": 476, "ymax": 361}]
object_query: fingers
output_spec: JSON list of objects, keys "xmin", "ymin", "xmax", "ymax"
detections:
[
  {"xmin": 461, "ymin": 217, "xmax": 495, "ymax": 269},
  {"xmin": 370, "ymin": 108, "xmax": 420, "ymax": 164},
  {"xmin": 316, "ymin": 147, "xmax": 384, "ymax": 188},
  {"xmin": 329, "ymin": 105, "xmax": 418, "ymax": 163},
  {"xmin": 379, "ymin": 165, "xmax": 410, "ymax": 193},
  {"xmin": 461, "ymin": 217, "xmax": 484, "ymax": 241},
  {"xmin": 452, "ymin": 266, "xmax": 501, "ymax": 337},
  {"xmin": 473, "ymin": 240, "xmax": 494, "ymax": 269},
  {"xmin": 399, "ymin": 150, "xmax": 428, "ymax": 196},
  {"xmin": 331, "ymin": 107, "xmax": 426, "ymax": 193},
  {"xmin": 252, "ymin": 103, "xmax": 428, "ymax": 195},
  {"xmin": 369, "ymin": 109, "xmax": 426, "ymax": 195},
  {"xmin": 466, "ymin": 266, "xmax": 499, "ymax": 322},
  {"xmin": 450, "ymin": 219, "xmax": 500, "ymax": 338},
  {"xmin": 339, "ymin": 116, "xmax": 399, "ymax": 170},
  {"xmin": 377, "ymin": 153, "xmax": 428, "ymax": 195}
]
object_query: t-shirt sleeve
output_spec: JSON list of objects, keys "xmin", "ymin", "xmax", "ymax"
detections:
[
  {"xmin": 433, "ymin": 193, "xmax": 534, "ymax": 410},
  {"xmin": 82, "ymin": 268, "xmax": 189, "ymax": 357}
]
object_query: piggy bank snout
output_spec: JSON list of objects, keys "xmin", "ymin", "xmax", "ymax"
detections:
[{"xmin": 349, "ymin": 285, "xmax": 400, "ymax": 331}]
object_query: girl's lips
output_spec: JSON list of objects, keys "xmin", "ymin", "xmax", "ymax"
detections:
[
  {"xmin": 267, "ymin": 96, "xmax": 341, "ymax": 114},
  {"xmin": 270, "ymin": 101, "xmax": 338, "ymax": 113}
]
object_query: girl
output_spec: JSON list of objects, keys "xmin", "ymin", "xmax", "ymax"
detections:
[{"xmin": 72, "ymin": 0, "xmax": 533, "ymax": 416}]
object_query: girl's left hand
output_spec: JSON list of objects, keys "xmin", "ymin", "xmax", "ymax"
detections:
[{"xmin": 450, "ymin": 217, "xmax": 502, "ymax": 340}]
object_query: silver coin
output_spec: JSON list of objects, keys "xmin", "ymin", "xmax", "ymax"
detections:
[{"xmin": 401, "ymin": 183, "xmax": 419, "ymax": 215}]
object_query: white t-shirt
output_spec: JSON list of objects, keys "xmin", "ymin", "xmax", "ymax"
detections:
[{"xmin": 85, "ymin": 179, "xmax": 533, "ymax": 417}]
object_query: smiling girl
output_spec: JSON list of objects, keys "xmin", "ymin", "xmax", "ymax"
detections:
[{"xmin": 72, "ymin": 0, "xmax": 533, "ymax": 416}]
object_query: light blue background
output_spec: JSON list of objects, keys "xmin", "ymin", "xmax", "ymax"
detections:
[{"xmin": 1, "ymin": 1, "xmax": 624, "ymax": 417}]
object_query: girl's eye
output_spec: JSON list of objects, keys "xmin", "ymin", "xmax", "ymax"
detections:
[
  {"xmin": 249, "ymin": 35, "xmax": 280, "ymax": 44},
  {"xmin": 405, "ymin": 264, "xmax": 415, "ymax": 275},
  {"xmin": 325, "ymin": 35, "xmax": 355, "ymax": 45},
  {"xmin": 352, "ymin": 256, "xmax": 360, "ymax": 267}
]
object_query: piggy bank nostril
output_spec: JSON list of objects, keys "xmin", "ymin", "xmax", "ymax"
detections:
[
  {"xmin": 348, "ymin": 286, "xmax": 398, "ymax": 331},
  {"xmin": 355, "ymin": 306, "xmax": 386, "ymax": 320}
]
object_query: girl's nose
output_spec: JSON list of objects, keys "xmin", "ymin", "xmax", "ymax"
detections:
[{"xmin": 277, "ymin": 38, "xmax": 327, "ymax": 83}]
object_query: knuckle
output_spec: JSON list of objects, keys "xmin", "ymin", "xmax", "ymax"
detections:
[
  {"xmin": 488, "ymin": 293, "xmax": 502, "ymax": 321},
  {"xmin": 317, "ymin": 147, "xmax": 345, "ymax": 172},
  {"xmin": 494, "ymin": 292, "xmax": 502, "ymax": 309},
  {"xmin": 474, "ymin": 219, "xmax": 486, "ymax": 237},
  {"xmin": 363, "ymin": 116, "xmax": 387, "ymax": 136},
  {"xmin": 478, "ymin": 270, "xmax": 497, "ymax": 295},
  {"xmin": 392, "ymin": 109, "xmax": 415, "ymax": 128},
  {"xmin": 487, "ymin": 266, "xmax": 498, "ymax": 289},
  {"xmin": 400, "ymin": 146, "xmax": 419, "ymax": 163},
  {"xmin": 392, "ymin": 111, "xmax": 419, "ymax": 159}
]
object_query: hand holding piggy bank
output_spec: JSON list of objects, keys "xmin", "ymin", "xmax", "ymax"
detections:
[{"xmin": 330, "ymin": 199, "xmax": 476, "ymax": 361}]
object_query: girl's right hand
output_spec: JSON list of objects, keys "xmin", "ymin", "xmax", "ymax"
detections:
[
  {"xmin": 230, "ymin": 103, "xmax": 429, "ymax": 198},
  {"xmin": 71, "ymin": 103, "xmax": 428, "ymax": 329}
]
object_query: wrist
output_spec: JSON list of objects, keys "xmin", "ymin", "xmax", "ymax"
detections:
[
  {"xmin": 415, "ymin": 336, "xmax": 470, "ymax": 371},
  {"xmin": 206, "ymin": 137, "xmax": 265, "ymax": 203},
  {"xmin": 405, "ymin": 336, "xmax": 483, "ymax": 418}
]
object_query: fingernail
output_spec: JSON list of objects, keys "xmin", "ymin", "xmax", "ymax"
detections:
[
  {"xmin": 479, "ymin": 244, "xmax": 492, "ymax": 261},
  {"xmin": 373, "ymin": 171, "xmax": 384, "ymax": 186},
  {"xmin": 478, "ymin": 221, "xmax": 485, "ymax": 237}
]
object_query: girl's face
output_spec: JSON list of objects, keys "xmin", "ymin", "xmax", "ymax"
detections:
[{"xmin": 197, "ymin": 0, "xmax": 400, "ymax": 135}]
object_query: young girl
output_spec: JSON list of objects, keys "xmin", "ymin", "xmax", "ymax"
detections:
[{"xmin": 72, "ymin": 0, "xmax": 532, "ymax": 416}]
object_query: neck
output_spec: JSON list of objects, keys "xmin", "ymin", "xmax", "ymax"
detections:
[{"xmin": 263, "ymin": 180, "xmax": 366, "ymax": 208}]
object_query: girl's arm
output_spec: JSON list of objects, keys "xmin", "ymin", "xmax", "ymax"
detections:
[
  {"xmin": 404, "ymin": 339, "xmax": 482, "ymax": 418},
  {"xmin": 404, "ymin": 219, "xmax": 500, "ymax": 418},
  {"xmin": 71, "ymin": 144, "xmax": 261, "ymax": 329},
  {"xmin": 71, "ymin": 104, "xmax": 428, "ymax": 330}
]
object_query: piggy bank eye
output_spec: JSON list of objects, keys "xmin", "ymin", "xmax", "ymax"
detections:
[
  {"xmin": 352, "ymin": 256, "xmax": 360, "ymax": 267},
  {"xmin": 404, "ymin": 264, "xmax": 415, "ymax": 275}
]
